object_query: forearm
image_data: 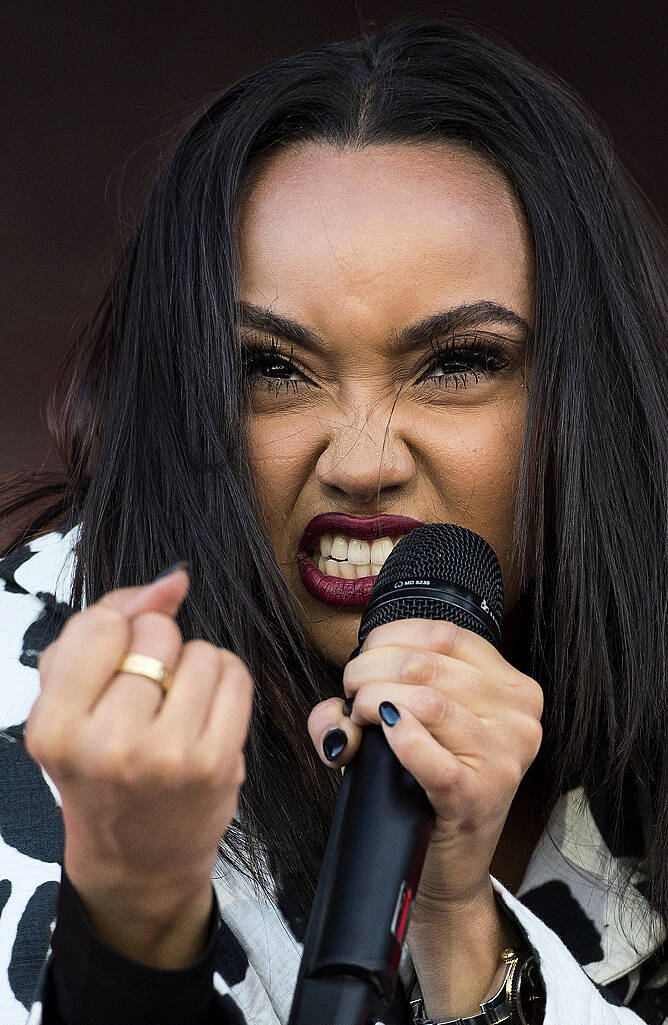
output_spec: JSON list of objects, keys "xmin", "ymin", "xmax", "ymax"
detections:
[{"xmin": 407, "ymin": 879, "xmax": 519, "ymax": 1019}]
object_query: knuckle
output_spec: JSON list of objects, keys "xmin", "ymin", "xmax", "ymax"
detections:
[
  {"xmin": 530, "ymin": 683, "xmax": 544, "ymax": 720},
  {"xmin": 191, "ymin": 748, "xmax": 219, "ymax": 782},
  {"xmin": 349, "ymin": 684, "xmax": 373, "ymax": 719},
  {"xmin": 22, "ymin": 713, "xmax": 37, "ymax": 754},
  {"xmin": 212, "ymin": 751, "xmax": 246, "ymax": 790},
  {"xmin": 424, "ymin": 619, "xmax": 461, "ymax": 654},
  {"xmin": 219, "ymin": 652, "xmax": 253, "ymax": 688},
  {"xmin": 398, "ymin": 649, "xmax": 434, "ymax": 685},
  {"xmin": 363, "ymin": 623, "xmax": 389, "ymax": 649},
  {"xmin": 419, "ymin": 688, "xmax": 450, "ymax": 726},
  {"xmin": 342, "ymin": 661, "xmax": 361, "ymax": 694},
  {"xmin": 86, "ymin": 605, "xmax": 128, "ymax": 636},
  {"xmin": 191, "ymin": 744, "xmax": 244, "ymax": 786},
  {"xmin": 223, "ymin": 661, "xmax": 252, "ymax": 692},
  {"xmin": 55, "ymin": 608, "xmax": 83, "ymax": 642},
  {"xmin": 436, "ymin": 757, "xmax": 462, "ymax": 792},
  {"xmin": 523, "ymin": 716, "xmax": 543, "ymax": 760},
  {"xmin": 94, "ymin": 741, "xmax": 134, "ymax": 780},
  {"xmin": 516, "ymin": 675, "xmax": 544, "ymax": 717},
  {"xmin": 132, "ymin": 612, "xmax": 182, "ymax": 647},
  {"xmin": 218, "ymin": 648, "xmax": 246, "ymax": 670},
  {"xmin": 24, "ymin": 711, "xmax": 79, "ymax": 772},
  {"xmin": 151, "ymin": 746, "xmax": 189, "ymax": 779},
  {"xmin": 62, "ymin": 606, "xmax": 128, "ymax": 653},
  {"xmin": 24, "ymin": 716, "xmax": 65, "ymax": 766},
  {"xmin": 183, "ymin": 640, "xmax": 220, "ymax": 672},
  {"xmin": 502, "ymin": 755, "xmax": 525, "ymax": 790}
]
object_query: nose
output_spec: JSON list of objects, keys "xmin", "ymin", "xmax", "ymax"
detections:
[{"xmin": 315, "ymin": 403, "xmax": 416, "ymax": 507}]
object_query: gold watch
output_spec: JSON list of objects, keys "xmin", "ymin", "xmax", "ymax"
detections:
[{"xmin": 410, "ymin": 946, "xmax": 546, "ymax": 1025}]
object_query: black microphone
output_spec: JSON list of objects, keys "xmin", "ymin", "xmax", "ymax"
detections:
[{"xmin": 288, "ymin": 523, "xmax": 505, "ymax": 1025}]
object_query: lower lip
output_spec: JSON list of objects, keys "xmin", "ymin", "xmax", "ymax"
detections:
[{"xmin": 297, "ymin": 550, "xmax": 377, "ymax": 607}]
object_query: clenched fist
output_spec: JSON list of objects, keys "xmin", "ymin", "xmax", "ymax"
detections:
[{"xmin": 24, "ymin": 566, "xmax": 253, "ymax": 968}]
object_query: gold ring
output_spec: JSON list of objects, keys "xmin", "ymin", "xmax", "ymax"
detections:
[{"xmin": 117, "ymin": 653, "xmax": 172, "ymax": 694}]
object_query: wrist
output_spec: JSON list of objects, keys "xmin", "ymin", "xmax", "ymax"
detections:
[
  {"xmin": 63, "ymin": 862, "xmax": 216, "ymax": 969},
  {"xmin": 407, "ymin": 879, "xmax": 519, "ymax": 1020},
  {"xmin": 411, "ymin": 946, "xmax": 544, "ymax": 1025},
  {"xmin": 409, "ymin": 874, "xmax": 498, "ymax": 929}
]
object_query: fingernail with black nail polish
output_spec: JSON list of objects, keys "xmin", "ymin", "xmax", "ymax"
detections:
[
  {"xmin": 379, "ymin": 701, "xmax": 400, "ymax": 727},
  {"xmin": 153, "ymin": 561, "xmax": 190, "ymax": 583},
  {"xmin": 342, "ymin": 696, "xmax": 354, "ymax": 717},
  {"xmin": 323, "ymin": 728, "xmax": 348, "ymax": 762}
]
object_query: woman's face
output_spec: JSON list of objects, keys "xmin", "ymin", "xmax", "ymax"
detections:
[{"xmin": 237, "ymin": 142, "xmax": 533, "ymax": 668}]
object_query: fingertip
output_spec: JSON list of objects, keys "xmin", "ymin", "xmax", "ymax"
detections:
[
  {"xmin": 152, "ymin": 562, "xmax": 191, "ymax": 583},
  {"xmin": 322, "ymin": 727, "xmax": 348, "ymax": 763},
  {"xmin": 126, "ymin": 565, "xmax": 190, "ymax": 616},
  {"xmin": 379, "ymin": 700, "xmax": 401, "ymax": 728},
  {"xmin": 323, "ymin": 723, "xmax": 361, "ymax": 766},
  {"xmin": 378, "ymin": 701, "xmax": 415, "ymax": 738}
]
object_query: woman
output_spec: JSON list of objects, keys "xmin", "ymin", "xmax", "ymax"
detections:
[{"xmin": 0, "ymin": 15, "xmax": 666, "ymax": 1025}]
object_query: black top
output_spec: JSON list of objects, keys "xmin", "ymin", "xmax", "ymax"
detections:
[{"xmin": 42, "ymin": 867, "xmax": 246, "ymax": 1025}]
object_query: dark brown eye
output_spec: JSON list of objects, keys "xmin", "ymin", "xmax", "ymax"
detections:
[
  {"xmin": 416, "ymin": 338, "xmax": 510, "ymax": 391},
  {"xmin": 242, "ymin": 337, "xmax": 318, "ymax": 397},
  {"xmin": 248, "ymin": 353, "xmax": 300, "ymax": 379}
]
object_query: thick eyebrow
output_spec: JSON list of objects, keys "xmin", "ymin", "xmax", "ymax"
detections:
[{"xmin": 238, "ymin": 299, "xmax": 529, "ymax": 355}]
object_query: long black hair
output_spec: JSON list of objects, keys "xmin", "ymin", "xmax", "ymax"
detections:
[{"xmin": 2, "ymin": 16, "xmax": 667, "ymax": 924}]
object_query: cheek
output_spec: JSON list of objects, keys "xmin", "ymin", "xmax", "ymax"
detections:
[
  {"xmin": 466, "ymin": 409, "xmax": 523, "ymax": 494},
  {"xmin": 425, "ymin": 399, "xmax": 526, "ymax": 600},
  {"xmin": 421, "ymin": 399, "xmax": 525, "ymax": 532},
  {"xmin": 430, "ymin": 397, "xmax": 524, "ymax": 477},
  {"xmin": 246, "ymin": 415, "xmax": 315, "ymax": 536}
]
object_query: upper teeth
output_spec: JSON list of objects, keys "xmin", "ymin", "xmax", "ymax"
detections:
[{"xmin": 314, "ymin": 533, "xmax": 405, "ymax": 578}]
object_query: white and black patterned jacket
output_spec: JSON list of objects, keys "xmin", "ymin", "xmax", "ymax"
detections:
[{"xmin": 0, "ymin": 526, "xmax": 666, "ymax": 1024}]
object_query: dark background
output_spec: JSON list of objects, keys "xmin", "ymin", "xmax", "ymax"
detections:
[{"xmin": 2, "ymin": 0, "xmax": 666, "ymax": 474}]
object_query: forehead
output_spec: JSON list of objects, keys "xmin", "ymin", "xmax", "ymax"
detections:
[{"xmin": 236, "ymin": 142, "xmax": 533, "ymax": 322}]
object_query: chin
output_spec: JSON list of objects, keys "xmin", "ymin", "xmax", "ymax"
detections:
[{"xmin": 305, "ymin": 609, "xmax": 363, "ymax": 668}]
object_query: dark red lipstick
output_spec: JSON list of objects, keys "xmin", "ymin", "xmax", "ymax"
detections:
[{"xmin": 297, "ymin": 513, "xmax": 425, "ymax": 607}]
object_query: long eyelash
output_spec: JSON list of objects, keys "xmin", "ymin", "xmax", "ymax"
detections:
[
  {"xmin": 242, "ymin": 331, "xmax": 512, "ymax": 397},
  {"xmin": 418, "ymin": 332, "xmax": 510, "ymax": 390},
  {"xmin": 242, "ymin": 336, "xmax": 291, "ymax": 362},
  {"xmin": 242, "ymin": 336, "xmax": 311, "ymax": 394}
]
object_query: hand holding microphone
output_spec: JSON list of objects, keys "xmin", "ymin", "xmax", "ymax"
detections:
[
  {"xmin": 24, "ymin": 566, "xmax": 253, "ymax": 969},
  {"xmin": 311, "ymin": 601, "xmax": 543, "ymax": 913},
  {"xmin": 302, "ymin": 524, "xmax": 544, "ymax": 1023}
]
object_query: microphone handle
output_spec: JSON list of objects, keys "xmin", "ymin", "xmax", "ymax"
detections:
[{"xmin": 288, "ymin": 725, "xmax": 434, "ymax": 1025}]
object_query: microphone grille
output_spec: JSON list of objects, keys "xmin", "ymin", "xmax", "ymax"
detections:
[{"xmin": 358, "ymin": 524, "xmax": 504, "ymax": 649}]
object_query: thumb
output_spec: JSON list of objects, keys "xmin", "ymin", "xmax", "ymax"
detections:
[
  {"xmin": 96, "ymin": 563, "xmax": 190, "ymax": 620},
  {"xmin": 308, "ymin": 696, "xmax": 363, "ymax": 768}
]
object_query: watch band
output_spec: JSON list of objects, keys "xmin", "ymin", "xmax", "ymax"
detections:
[{"xmin": 410, "ymin": 947, "xmax": 544, "ymax": 1025}]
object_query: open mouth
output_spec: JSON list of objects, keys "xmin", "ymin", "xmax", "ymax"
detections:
[
  {"xmin": 307, "ymin": 532, "xmax": 407, "ymax": 578},
  {"xmin": 296, "ymin": 513, "xmax": 424, "ymax": 607}
]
